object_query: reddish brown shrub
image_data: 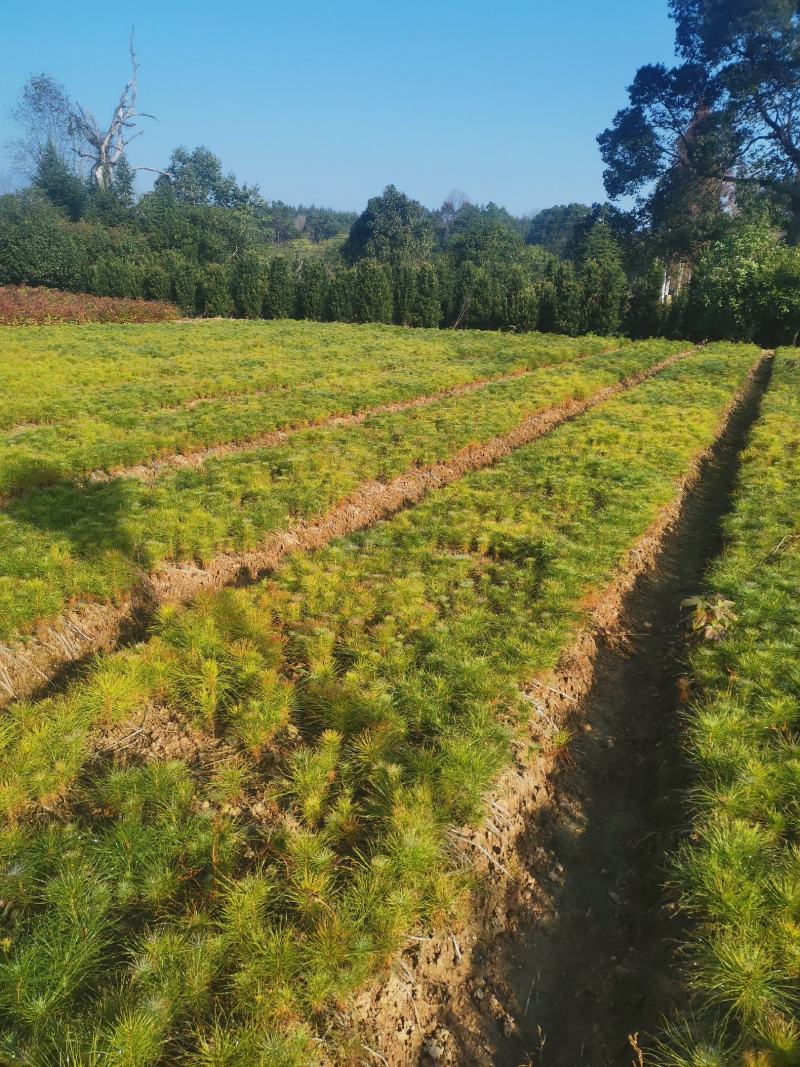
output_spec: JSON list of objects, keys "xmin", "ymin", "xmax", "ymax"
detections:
[{"xmin": 0, "ymin": 285, "xmax": 179, "ymax": 325}]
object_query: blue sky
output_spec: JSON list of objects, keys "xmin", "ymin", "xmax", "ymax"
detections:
[{"xmin": 0, "ymin": 0, "xmax": 677, "ymax": 215}]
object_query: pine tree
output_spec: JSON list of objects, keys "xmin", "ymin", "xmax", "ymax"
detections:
[
  {"xmin": 111, "ymin": 155, "xmax": 136, "ymax": 209},
  {"xmin": 34, "ymin": 140, "xmax": 86, "ymax": 221}
]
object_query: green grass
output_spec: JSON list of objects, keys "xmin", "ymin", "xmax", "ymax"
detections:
[
  {"xmin": 655, "ymin": 350, "xmax": 800, "ymax": 1067},
  {"xmin": 0, "ymin": 319, "xmax": 619, "ymax": 493},
  {"xmin": 0, "ymin": 342, "xmax": 759, "ymax": 1065},
  {"xmin": 0, "ymin": 336, "xmax": 681, "ymax": 642}
]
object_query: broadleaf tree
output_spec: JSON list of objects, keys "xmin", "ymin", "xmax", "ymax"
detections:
[{"xmin": 599, "ymin": 0, "xmax": 800, "ymax": 244}]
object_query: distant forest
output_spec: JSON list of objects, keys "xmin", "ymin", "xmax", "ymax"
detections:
[{"xmin": 2, "ymin": 0, "xmax": 799, "ymax": 345}]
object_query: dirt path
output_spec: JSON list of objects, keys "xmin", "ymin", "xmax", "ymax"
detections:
[
  {"xmin": 0, "ymin": 347, "xmax": 692, "ymax": 710},
  {"xmin": 2, "ymin": 346, "xmax": 628, "ymax": 504},
  {"xmin": 348, "ymin": 353, "xmax": 771, "ymax": 1066},
  {"xmin": 85, "ymin": 368, "xmax": 534, "ymax": 485},
  {"xmin": 83, "ymin": 344, "xmax": 630, "ymax": 486}
]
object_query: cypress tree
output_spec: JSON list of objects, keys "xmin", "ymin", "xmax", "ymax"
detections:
[
  {"xmin": 200, "ymin": 263, "xmax": 234, "ymax": 317},
  {"xmin": 326, "ymin": 267, "xmax": 356, "ymax": 322},
  {"xmin": 296, "ymin": 260, "xmax": 328, "ymax": 320},
  {"xmin": 353, "ymin": 260, "xmax": 392, "ymax": 323},
  {"xmin": 392, "ymin": 264, "xmax": 417, "ymax": 325},
  {"xmin": 413, "ymin": 263, "xmax": 442, "ymax": 327},
  {"xmin": 233, "ymin": 251, "xmax": 267, "ymax": 318},
  {"xmin": 264, "ymin": 257, "xmax": 294, "ymax": 318}
]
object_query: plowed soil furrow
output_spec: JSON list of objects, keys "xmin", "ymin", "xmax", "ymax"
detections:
[
  {"xmin": 0, "ymin": 347, "xmax": 692, "ymax": 710},
  {"xmin": 84, "ymin": 364, "xmax": 583, "ymax": 486},
  {"xmin": 347, "ymin": 352, "xmax": 772, "ymax": 1067}
]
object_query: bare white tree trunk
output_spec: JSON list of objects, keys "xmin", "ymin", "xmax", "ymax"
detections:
[
  {"xmin": 660, "ymin": 266, "xmax": 670, "ymax": 304},
  {"xmin": 68, "ymin": 34, "xmax": 156, "ymax": 187}
]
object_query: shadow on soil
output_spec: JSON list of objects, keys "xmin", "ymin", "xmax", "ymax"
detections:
[
  {"xmin": 5, "ymin": 474, "xmax": 144, "ymax": 562},
  {"xmin": 435, "ymin": 358, "xmax": 773, "ymax": 1067}
]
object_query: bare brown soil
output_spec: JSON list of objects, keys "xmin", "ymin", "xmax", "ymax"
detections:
[
  {"xmin": 86, "ymin": 368, "xmax": 533, "ymax": 484},
  {"xmin": 0, "ymin": 347, "xmax": 691, "ymax": 711},
  {"xmin": 83, "ymin": 343, "xmax": 632, "ymax": 486},
  {"xmin": 86, "ymin": 360, "xmax": 596, "ymax": 486},
  {"xmin": 345, "ymin": 352, "xmax": 771, "ymax": 1067}
]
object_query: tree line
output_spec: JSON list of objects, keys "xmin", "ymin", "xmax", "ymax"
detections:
[{"xmin": 1, "ymin": 0, "xmax": 799, "ymax": 344}]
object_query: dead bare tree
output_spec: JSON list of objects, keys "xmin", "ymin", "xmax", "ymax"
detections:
[{"xmin": 68, "ymin": 34, "xmax": 156, "ymax": 188}]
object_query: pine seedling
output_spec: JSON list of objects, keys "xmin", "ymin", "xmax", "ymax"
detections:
[
  {"xmin": 188, "ymin": 1016, "xmax": 258, "ymax": 1067},
  {"xmin": 207, "ymin": 762, "xmax": 252, "ymax": 810},
  {"xmin": 282, "ymin": 830, "xmax": 337, "ymax": 926},
  {"xmin": 230, "ymin": 924, "xmax": 304, "ymax": 1025},
  {"xmin": 129, "ymin": 928, "xmax": 222, "ymax": 1025},
  {"xmin": 323, "ymin": 790, "xmax": 362, "ymax": 849},
  {"xmin": 300, "ymin": 915, "xmax": 374, "ymax": 1014},
  {"xmin": 342, "ymin": 858, "xmax": 420, "ymax": 964},
  {"xmin": 286, "ymin": 730, "xmax": 342, "ymax": 827},
  {"xmin": 230, "ymin": 670, "xmax": 294, "ymax": 757},
  {"xmin": 694, "ymin": 932, "xmax": 792, "ymax": 1027},
  {"xmin": 0, "ymin": 868, "xmax": 112, "ymax": 1028},
  {"xmin": 219, "ymin": 871, "xmax": 279, "ymax": 954},
  {"xmin": 100, "ymin": 1006, "xmax": 169, "ymax": 1067},
  {"xmin": 435, "ymin": 725, "xmax": 507, "ymax": 823},
  {"xmin": 94, "ymin": 761, "xmax": 194, "ymax": 819},
  {"xmin": 79, "ymin": 657, "xmax": 149, "ymax": 726},
  {"xmin": 648, "ymin": 1015, "xmax": 737, "ymax": 1067}
]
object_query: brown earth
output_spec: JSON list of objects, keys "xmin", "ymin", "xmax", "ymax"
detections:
[
  {"xmin": 85, "ymin": 342, "xmax": 629, "ymax": 485},
  {"xmin": 0, "ymin": 347, "xmax": 694, "ymax": 711},
  {"xmin": 85, "ymin": 367, "xmax": 533, "ymax": 484},
  {"xmin": 4, "ymin": 344, "xmax": 623, "ymax": 501},
  {"xmin": 344, "ymin": 352, "xmax": 772, "ymax": 1067}
]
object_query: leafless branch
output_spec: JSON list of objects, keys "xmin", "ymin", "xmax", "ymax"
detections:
[{"xmin": 68, "ymin": 30, "xmax": 156, "ymax": 187}]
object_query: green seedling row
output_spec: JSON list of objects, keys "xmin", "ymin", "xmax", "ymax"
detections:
[
  {"xmin": 0, "ymin": 343, "xmax": 758, "ymax": 1066},
  {"xmin": 0, "ymin": 320, "xmax": 618, "ymax": 494},
  {"xmin": 660, "ymin": 350, "xmax": 800, "ymax": 1065},
  {"xmin": 0, "ymin": 338, "xmax": 681, "ymax": 642}
]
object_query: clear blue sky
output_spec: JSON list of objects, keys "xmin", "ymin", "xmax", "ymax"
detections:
[{"xmin": 0, "ymin": 0, "xmax": 677, "ymax": 215}]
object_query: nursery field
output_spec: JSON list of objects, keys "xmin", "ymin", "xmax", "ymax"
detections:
[
  {"xmin": 0, "ymin": 323, "xmax": 683, "ymax": 668},
  {"xmin": 0, "ymin": 318, "xmax": 783, "ymax": 1065},
  {"xmin": 0, "ymin": 320, "xmax": 618, "ymax": 492},
  {"xmin": 663, "ymin": 349, "xmax": 800, "ymax": 1065}
]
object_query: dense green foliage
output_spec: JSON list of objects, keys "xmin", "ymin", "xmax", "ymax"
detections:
[
  {"xmin": 0, "ymin": 342, "xmax": 756, "ymax": 1065},
  {"xmin": 685, "ymin": 224, "xmax": 800, "ymax": 346},
  {"xmin": 600, "ymin": 0, "xmax": 800, "ymax": 246},
  {"xmin": 0, "ymin": 322, "xmax": 629, "ymax": 641},
  {"xmin": 656, "ymin": 351, "xmax": 800, "ymax": 1065},
  {"xmin": 2, "ymin": 0, "xmax": 799, "ymax": 342},
  {"xmin": 527, "ymin": 203, "xmax": 591, "ymax": 258},
  {"xmin": 0, "ymin": 183, "xmax": 642, "ymax": 335},
  {"xmin": 4, "ymin": 172, "xmax": 795, "ymax": 341}
]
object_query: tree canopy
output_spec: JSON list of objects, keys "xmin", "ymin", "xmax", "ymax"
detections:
[
  {"xmin": 599, "ymin": 0, "xmax": 800, "ymax": 243},
  {"xmin": 342, "ymin": 185, "xmax": 434, "ymax": 266},
  {"xmin": 526, "ymin": 203, "xmax": 591, "ymax": 258},
  {"xmin": 156, "ymin": 147, "xmax": 260, "ymax": 209}
]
